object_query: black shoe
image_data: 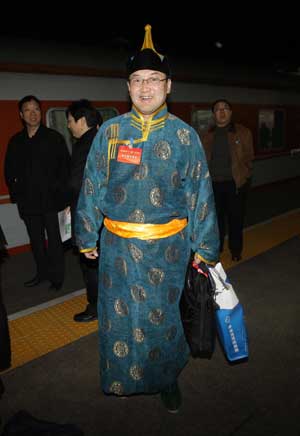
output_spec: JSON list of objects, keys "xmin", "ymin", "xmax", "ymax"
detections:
[
  {"xmin": 160, "ymin": 382, "xmax": 182, "ymax": 414},
  {"xmin": 24, "ymin": 276, "xmax": 47, "ymax": 287},
  {"xmin": 73, "ymin": 307, "xmax": 97, "ymax": 323},
  {"xmin": 231, "ymin": 254, "xmax": 242, "ymax": 261},
  {"xmin": 49, "ymin": 282, "xmax": 63, "ymax": 291}
]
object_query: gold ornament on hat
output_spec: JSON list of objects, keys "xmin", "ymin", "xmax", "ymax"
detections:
[{"xmin": 141, "ymin": 24, "xmax": 163, "ymax": 60}]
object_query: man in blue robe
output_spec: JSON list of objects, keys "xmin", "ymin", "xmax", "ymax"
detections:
[{"xmin": 75, "ymin": 24, "xmax": 219, "ymax": 413}]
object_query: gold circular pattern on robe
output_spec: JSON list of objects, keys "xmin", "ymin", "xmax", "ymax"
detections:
[
  {"xmin": 82, "ymin": 215, "xmax": 93, "ymax": 232},
  {"xmin": 133, "ymin": 163, "xmax": 148, "ymax": 180},
  {"xmin": 184, "ymin": 162, "xmax": 190, "ymax": 177},
  {"xmin": 114, "ymin": 299, "xmax": 129, "ymax": 316},
  {"xmin": 113, "ymin": 186, "xmax": 127, "ymax": 204},
  {"xmin": 171, "ymin": 171, "xmax": 181, "ymax": 187},
  {"xmin": 148, "ymin": 347, "xmax": 161, "ymax": 360},
  {"xmin": 153, "ymin": 141, "xmax": 171, "ymax": 160},
  {"xmin": 148, "ymin": 268, "xmax": 165, "ymax": 286},
  {"xmin": 84, "ymin": 178, "xmax": 95, "ymax": 196},
  {"xmin": 114, "ymin": 256, "xmax": 127, "ymax": 276},
  {"xmin": 165, "ymin": 245, "xmax": 180, "ymax": 264},
  {"xmin": 150, "ymin": 187, "xmax": 163, "ymax": 207},
  {"xmin": 130, "ymin": 285, "xmax": 147, "ymax": 302},
  {"xmin": 148, "ymin": 308, "xmax": 165, "ymax": 325},
  {"xmin": 113, "ymin": 341, "xmax": 129, "ymax": 358},
  {"xmin": 168, "ymin": 286, "xmax": 180, "ymax": 304},
  {"xmin": 95, "ymin": 151, "xmax": 106, "ymax": 171},
  {"xmin": 186, "ymin": 191, "xmax": 197, "ymax": 211},
  {"xmin": 94, "ymin": 206, "xmax": 101, "ymax": 221},
  {"xmin": 128, "ymin": 209, "xmax": 145, "ymax": 223},
  {"xmin": 133, "ymin": 328, "xmax": 145, "ymax": 343},
  {"xmin": 102, "ymin": 317, "xmax": 111, "ymax": 332},
  {"xmin": 192, "ymin": 161, "xmax": 202, "ymax": 179},
  {"xmin": 179, "ymin": 230, "xmax": 186, "ymax": 240},
  {"xmin": 102, "ymin": 272, "xmax": 112, "ymax": 289},
  {"xmin": 189, "ymin": 193, "xmax": 197, "ymax": 211},
  {"xmin": 128, "ymin": 243, "xmax": 143, "ymax": 263},
  {"xmin": 177, "ymin": 128, "xmax": 191, "ymax": 145},
  {"xmin": 129, "ymin": 365, "xmax": 144, "ymax": 381},
  {"xmin": 198, "ymin": 202, "xmax": 208, "ymax": 221},
  {"xmin": 109, "ymin": 381, "xmax": 124, "ymax": 395},
  {"xmin": 199, "ymin": 241, "xmax": 210, "ymax": 250},
  {"xmin": 166, "ymin": 326, "xmax": 177, "ymax": 341}
]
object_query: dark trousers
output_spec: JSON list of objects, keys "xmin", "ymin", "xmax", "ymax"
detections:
[
  {"xmin": 212, "ymin": 180, "xmax": 249, "ymax": 256},
  {"xmin": 79, "ymin": 253, "xmax": 98, "ymax": 313},
  {"xmin": 23, "ymin": 212, "xmax": 64, "ymax": 285}
]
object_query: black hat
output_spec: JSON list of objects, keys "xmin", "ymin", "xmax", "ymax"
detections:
[{"xmin": 127, "ymin": 24, "xmax": 170, "ymax": 77}]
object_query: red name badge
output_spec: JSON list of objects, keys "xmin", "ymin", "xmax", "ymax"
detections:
[{"xmin": 117, "ymin": 146, "xmax": 142, "ymax": 165}]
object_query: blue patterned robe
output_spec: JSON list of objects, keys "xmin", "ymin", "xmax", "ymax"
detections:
[{"xmin": 75, "ymin": 103, "xmax": 219, "ymax": 395}]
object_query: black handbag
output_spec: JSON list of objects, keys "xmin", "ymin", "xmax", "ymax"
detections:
[{"xmin": 180, "ymin": 254, "xmax": 217, "ymax": 358}]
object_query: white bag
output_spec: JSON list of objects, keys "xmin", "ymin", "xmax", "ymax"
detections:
[
  {"xmin": 208, "ymin": 262, "xmax": 249, "ymax": 361},
  {"xmin": 209, "ymin": 262, "xmax": 239, "ymax": 309},
  {"xmin": 58, "ymin": 210, "xmax": 72, "ymax": 242}
]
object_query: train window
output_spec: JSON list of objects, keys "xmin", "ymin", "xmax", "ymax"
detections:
[
  {"xmin": 258, "ymin": 109, "xmax": 285, "ymax": 151},
  {"xmin": 46, "ymin": 106, "xmax": 119, "ymax": 154},
  {"xmin": 191, "ymin": 110, "xmax": 214, "ymax": 136}
]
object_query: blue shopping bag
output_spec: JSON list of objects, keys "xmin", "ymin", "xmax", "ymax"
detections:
[{"xmin": 209, "ymin": 262, "xmax": 249, "ymax": 362}]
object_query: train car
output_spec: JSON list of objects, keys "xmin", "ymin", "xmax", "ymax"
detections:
[{"xmin": 1, "ymin": 38, "xmax": 300, "ymax": 252}]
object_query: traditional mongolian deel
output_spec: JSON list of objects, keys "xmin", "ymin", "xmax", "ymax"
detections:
[{"xmin": 75, "ymin": 103, "xmax": 219, "ymax": 395}]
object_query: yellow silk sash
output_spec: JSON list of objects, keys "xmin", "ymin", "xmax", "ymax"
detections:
[{"xmin": 104, "ymin": 217, "xmax": 187, "ymax": 240}]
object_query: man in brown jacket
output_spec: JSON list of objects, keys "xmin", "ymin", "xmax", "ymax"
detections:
[{"xmin": 201, "ymin": 99, "xmax": 254, "ymax": 261}]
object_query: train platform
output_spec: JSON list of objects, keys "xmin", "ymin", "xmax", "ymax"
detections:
[{"xmin": 1, "ymin": 178, "xmax": 300, "ymax": 436}]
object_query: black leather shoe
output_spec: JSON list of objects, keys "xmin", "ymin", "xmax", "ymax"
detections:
[
  {"xmin": 73, "ymin": 309, "xmax": 97, "ymax": 323},
  {"xmin": 49, "ymin": 282, "xmax": 63, "ymax": 291},
  {"xmin": 160, "ymin": 381, "xmax": 182, "ymax": 414},
  {"xmin": 24, "ymin": 276, "xmax": 47, "ymax": 287}
]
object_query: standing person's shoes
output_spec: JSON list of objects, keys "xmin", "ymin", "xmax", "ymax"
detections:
[
  {"xmin": 24, "ymin": 276, "xmax": 48, "ymax": 287},
  {"xmin": 160, "ymin": 381, "xmax": 182, "ymax": 414},
  {"xmin": 48, "ymin": 281, "xmax": 63, "ymax": 291},
  {"xmin": 73, "ymin": 304, "xmax": 97, "ymax": 323}
]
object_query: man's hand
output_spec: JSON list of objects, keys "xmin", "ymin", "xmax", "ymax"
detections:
[{"xmin": 84, "ymin": 248, "xmax": 99, "ymax": 260}]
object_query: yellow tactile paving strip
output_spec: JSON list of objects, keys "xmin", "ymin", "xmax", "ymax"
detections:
[
  {"xmin": 7, "ymin": 295, "xmax": 98, "ymax": 371},
  {"xmin": 4, "ymin": 209, "xmax": 300, "ymax": 372},
  {"xmin": 221, "ymin": 209, "xmax": 300, "ymax": 268}
]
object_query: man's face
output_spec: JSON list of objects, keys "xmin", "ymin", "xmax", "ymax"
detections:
[
  {"xmin": 20, "ymin": 100, "xmax": 42, "ymax": 129},
  {"xmin": 213, "ymin": 101, "xmax": 232, "ymax": 127},
  {"xmin": 67, "ymin": 114, "xmax": 83, "ymax": 139},
  {"xmin": 127, "ymin": 69, "xmax": 171, "ymax": 119}
]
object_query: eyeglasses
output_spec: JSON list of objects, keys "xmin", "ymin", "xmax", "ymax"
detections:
[
  {"xmin": 129, "ymin": 77, "xmax": 167, "ymax": 87},
  {"xmin": 214, "ymin": 107, "xmax": 231, "ymax": 113}
]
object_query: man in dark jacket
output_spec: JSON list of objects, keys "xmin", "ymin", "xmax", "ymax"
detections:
[
  {"xmin": 201, "ymin": 99, "xmax": 254, "ymax": 261},
  {"xmin": 4, "ymin": 95, "xmax": 70, "ymax": 290},
  {"xmin": 65, "ymin": 100, "xmax": 102, "ymax": 322}
]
